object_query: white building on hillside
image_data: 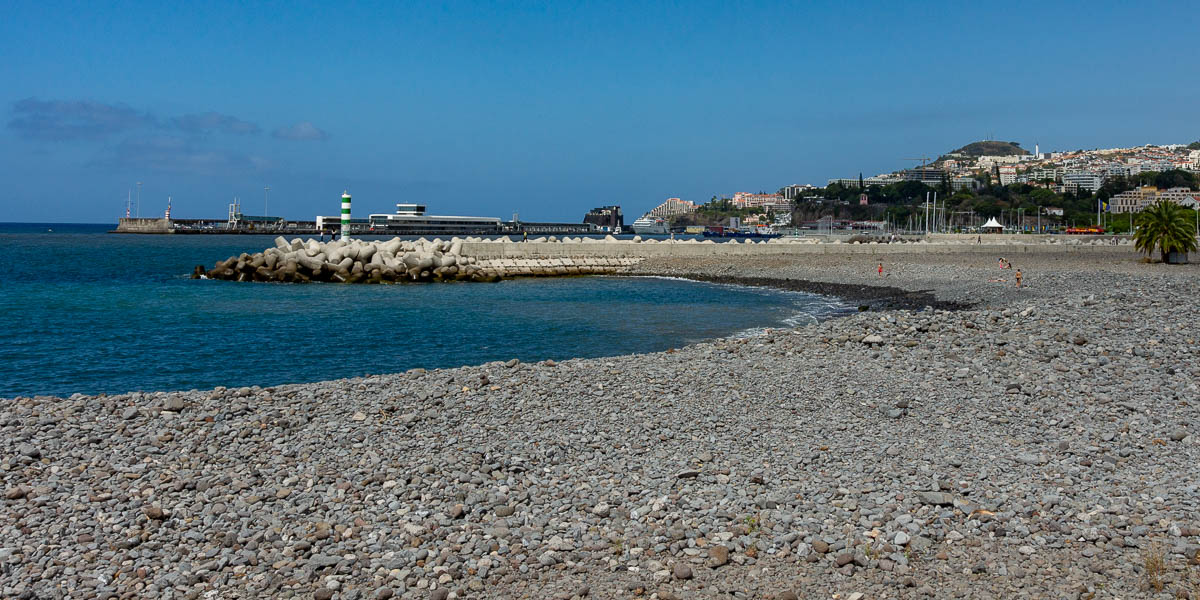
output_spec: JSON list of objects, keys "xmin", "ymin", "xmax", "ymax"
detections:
[
  {"xmin": 1109, "ymin": 186, "xmax": 1200, "ymax": 213},
  {"xmin": 1061, "ymin": 170, "xmax": 1105, "ymax": 192},
  {"xmin": 648, "ymin": 197, "xmax": 697, "ymax": 218},
  {"xmin": 731, "ymin": 192, "xmax": 792, "ymax": 212}
]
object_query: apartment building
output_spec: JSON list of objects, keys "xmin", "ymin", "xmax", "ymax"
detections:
[
  {"xmin": 1061, "ymin": 170, "xmax": 1105, "ymax": 192},
  {"xmin": 781, "ymin": 184, "xmax": 817, "ymax": 199},
  {"xmin": 826, "ymin": 177, "xmax": 900, "ymax": 188},
  {"xmin": 998, "ymin": 165, "xmax": 1018, "ymax": 185},
  {"xmin": 1109, "ymin": 186, "xmax": 1200, "ymax": 213},
  {"xmin": 731, "ymin": 192, "xmax": 792, "ymax": 212},
  {"xmin": 977, "ymin": 155, "xmax": 1027, "ymax": 168},
  {"xmin": 648, "ymin": 197, "xmax": 697, "ymax": 218}
]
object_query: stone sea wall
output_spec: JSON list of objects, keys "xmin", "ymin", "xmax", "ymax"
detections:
[
  {"xmin": 198, "ymin": 236, "xmax": 640, "ymax": 283},
  {"xmin": 200, "ymin": 234, "xmax": 1137, "ymax": 283},
  {"xmin": 114, "ymin": 217, "xmax": 173, "ymax": 234}
]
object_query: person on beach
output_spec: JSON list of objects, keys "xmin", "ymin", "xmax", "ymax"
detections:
[
  {"xmin": 998, "ymin": 257, "xmax": 1005, "ymax": 269},
  {"xmin": 523, "ymin": 231, "xmax": 528, "ymax": 243},
  {"xmin": 1015, "ymin": 268, "xmax": 1023, "ymax": 288},
  {"xmin": 877, "ymin": 262, "xmax": 883, "ymax": 277}
]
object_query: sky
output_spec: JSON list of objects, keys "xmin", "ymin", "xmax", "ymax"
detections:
[{"xmin": 2, "ymin": 1, "xmax": 1197, "ymax": 223}]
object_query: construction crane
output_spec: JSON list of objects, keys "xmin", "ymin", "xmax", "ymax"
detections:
[{"xmin": 903, "ymin": 156, "xmax": 933, "ymax": 169}]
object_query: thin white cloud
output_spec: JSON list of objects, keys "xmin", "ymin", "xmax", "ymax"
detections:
[
  {"xmin": 173, "ymin": 111, "xmax": 261, "ymax": 135},
  {"xmin": 91, "ymin": 135, "xmax": 266, "ymax": 175},
  {"xmin": 8, "ymin": 98, "xmax": 156, "ymax": 141},
  {"xmin": 272, "ymin": 121, "xmax": 329, "ymax": 141}
]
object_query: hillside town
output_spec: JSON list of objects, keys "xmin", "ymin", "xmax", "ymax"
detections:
[{"xmin": 629, "ymin": 141, "xmax": 1200, "ymax": 235}]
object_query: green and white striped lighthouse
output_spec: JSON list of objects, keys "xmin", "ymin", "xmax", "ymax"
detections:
[{"xmin": 340, "ymin": 191, "xmax": 351, "ymax": 240}]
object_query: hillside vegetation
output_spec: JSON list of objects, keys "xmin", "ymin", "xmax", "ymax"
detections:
[{"xmin": 946, "ymin": 141, "xmax": 1030, "ymax": 157}]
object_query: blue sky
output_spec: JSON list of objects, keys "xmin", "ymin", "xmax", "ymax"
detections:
[{"xmin": 2, "ymin": 1, "xmax": 1197, "ymax": 223}]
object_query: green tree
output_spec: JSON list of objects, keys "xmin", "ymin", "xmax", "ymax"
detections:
[
  {"xmin": 1029, "ymin": 188, "xmax": 1057, "ymax": 206},
  {"xmin": 1153, "ymin": 169, "xmax": 1199, "ymax": 190},
  {"xmin": 1098, "ymin": 175, "xmax": 1133, "ymax": 198},
  {"xmin": 1188, "ymin": 141, "xmax": 1200, "ymax": 150},
  {"xmin": 1133, "ymin": 200, "xmax": 1197, "ymax": 262},
  {"xmin": 1135, "ymin": 171, "xmax": 1160, "ymax": 187},
  {"xmin": 892, "ymin": 180, "xmax": 930, "ymax": 203}
]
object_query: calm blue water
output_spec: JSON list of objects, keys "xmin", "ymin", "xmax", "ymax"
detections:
[{"xmin": 0, "ymin": 223, "xmax": 851, "ymax": 398}]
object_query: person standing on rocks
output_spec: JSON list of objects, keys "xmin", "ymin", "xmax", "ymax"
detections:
[
  {"xmin": 1015, "ymin": 268, "xmax": 1023, "ymax": 288},
  {"xmin": 877, "ymin": 262, "xmax": 883, "ymax": 277}
]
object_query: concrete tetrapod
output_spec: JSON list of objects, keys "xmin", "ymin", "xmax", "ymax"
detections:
[{"xmin": 195, "ymin": 236, "xmax": 636, "ymax": 283}]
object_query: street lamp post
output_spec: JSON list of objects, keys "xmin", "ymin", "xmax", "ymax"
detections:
[
  {"xmin": 136, "ymin": 182, "xmax": 142, "ymax": 218},
  {"xmin": 264, "ymin": 186, "xmax": 271, "ymax": 217}
]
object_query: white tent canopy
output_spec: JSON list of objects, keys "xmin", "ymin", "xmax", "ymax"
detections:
[{"xmin": 981, "ymin": 217, "xmax": 1004, "ymax": 230}]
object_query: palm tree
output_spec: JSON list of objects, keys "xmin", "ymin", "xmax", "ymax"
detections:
[{"xmin": 1134, "ymin": 200, "xmax": 1198, "ymax": 262}]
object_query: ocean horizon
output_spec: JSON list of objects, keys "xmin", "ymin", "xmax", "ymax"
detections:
[{"xmin": 0, "ymin": 224, "xmax": 851, "ymax": 397}]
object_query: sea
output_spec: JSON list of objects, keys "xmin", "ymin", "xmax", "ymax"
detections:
[{"xmin": 0, "ymin": 223, "xmax": 854, "ymax": 398}]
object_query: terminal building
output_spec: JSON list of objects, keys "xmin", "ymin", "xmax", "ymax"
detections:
[
  {"xmin": 317, "ymin": 203, "xmax": 598, "ymax": 236},
  {"xmin": 370, "ymin": 204, "xmax": 502, "ymax": 235},
  {"xmin": 316, "ymin": 203, "xmax": 501, "ymax": 235}
]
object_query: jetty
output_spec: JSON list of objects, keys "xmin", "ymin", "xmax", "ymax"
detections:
[{"xmin": 200, "ymin": 233, "xmax": 1137, "ymax": 283}]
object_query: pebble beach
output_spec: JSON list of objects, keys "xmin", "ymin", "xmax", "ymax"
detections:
[{"xmin": 3, "ymin": 247, "xmax": 1199, "ymax": 599}]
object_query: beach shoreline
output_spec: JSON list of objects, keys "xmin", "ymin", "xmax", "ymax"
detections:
[{"xmin": 3, "ymin": 247, "xmax": 1199, "ymax": 599}]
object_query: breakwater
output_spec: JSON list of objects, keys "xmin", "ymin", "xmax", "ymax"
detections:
[
  {"xmin": 199, "ymin": 236, "xmax": 639, "ymax": 283},
  {"xmin": 201, "ymin": 234, "xmax": 1137, "ymax": 283}
]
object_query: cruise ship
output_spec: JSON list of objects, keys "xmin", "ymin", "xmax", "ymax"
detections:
[{"xmin": 630, "ymin": 214, "xmax": 669, "ymax": 235}]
